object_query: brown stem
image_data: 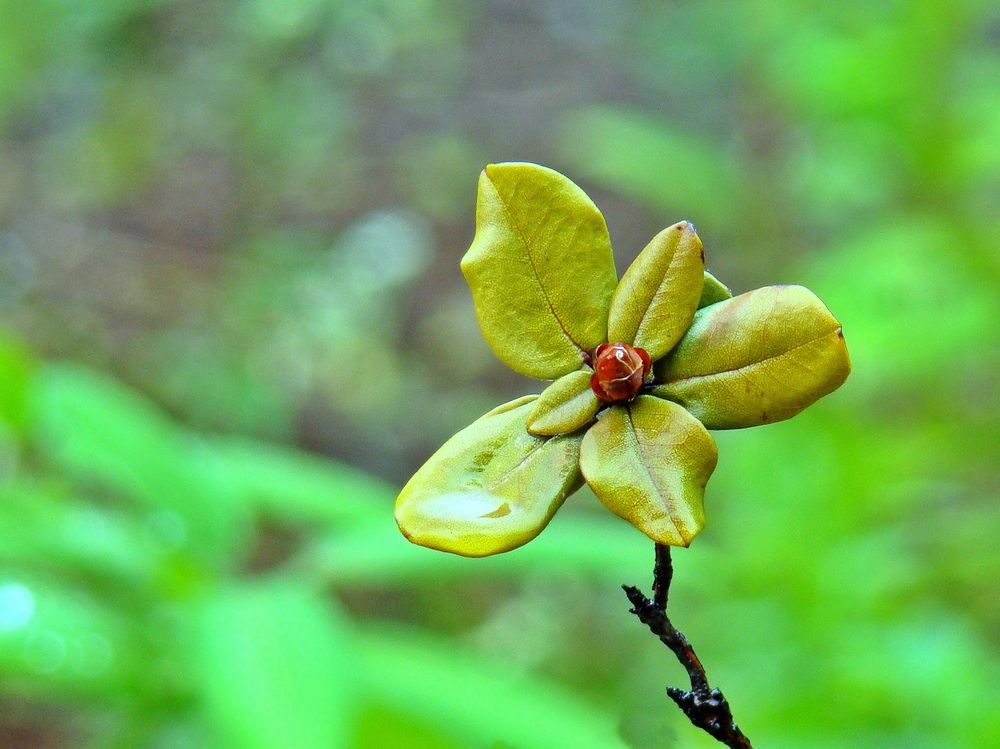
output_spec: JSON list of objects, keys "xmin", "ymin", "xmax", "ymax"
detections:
[{"xmin": 622, "ymin": 544, "xmax": 753, "ymax": 749}]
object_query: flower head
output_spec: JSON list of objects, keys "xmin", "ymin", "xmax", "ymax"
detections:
[{"xmin": 395, "ymin": 163, "xmax": 850, "ymax": 557}]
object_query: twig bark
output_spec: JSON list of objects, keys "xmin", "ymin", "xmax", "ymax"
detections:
[{"xmin": 623, "ymin": 544, "xmax": 753, "ymax": 749}]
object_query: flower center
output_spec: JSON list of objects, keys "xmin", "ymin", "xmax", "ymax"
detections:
[{"xmin": 590, "ymin": 342, "xmax": 651, "ymax": 403}]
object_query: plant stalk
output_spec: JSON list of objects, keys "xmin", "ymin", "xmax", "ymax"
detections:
[{"xmin": 623, "ymin": 544, "xmax": 753, "ymax": 749}]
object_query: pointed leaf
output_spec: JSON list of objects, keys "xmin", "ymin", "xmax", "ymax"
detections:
[
  {"xmin": 462, "ymin": 163, "xmax": 617, "ymax": 379},
  {"xmin": 579, "ymin": 397, "xmax": 717, "ymax": 546},
  {"xmin": 526, "ymin": 369, "xmax": 601, "ymax": 436},
  {"xmin": 653, "ymin": 285, "xmax": 851, "ymax": 429},
  {"xmin": 395, "ymin": 397, "xmax": 584, "ymax": 557},
  {"xmin": 698, "ymin": 270, "xmax": 732, "ymax": 308},
  {"xmin": 607, "ymin": 220, "xmax": 705, "ymax": 360}
]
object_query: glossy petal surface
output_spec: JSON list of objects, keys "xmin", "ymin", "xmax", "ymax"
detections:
[
  {"xmin": 462, "ymin": 163, "xmax": 617, "ymax": 379},
  {"xmin": 653, "ymin": 285, "xmax": 851, "ymax": 429},
  {"xmin": 579, "ymin": 396, "xmax": 717, "ymax": 546},
  {"xmin": 606, "ymin": 220, "xmax": 704, "ymax": 361},
  {"xmin": 527, "ymin": 369, "xmax": 601, "ymax": 436},
  {"xmin": 698, "ymin": 270, "xmax": 732, "ymax": 309},
  {"xmin": 395, "ymin": 397, "xmax": 584, "ymax": 557}
]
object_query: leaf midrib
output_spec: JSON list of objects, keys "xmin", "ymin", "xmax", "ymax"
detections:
[
  {"xmin": 631, "ymin": 235, "xmax": 679, "ymax": 344},
  {"xmin": 484, "ymin": 437, "xmax": 552, "ymax": 494},
  {"xmin": 661, "ymin": 327, "xmax": 841, "ymax": 386},
  {"xmin": 624, "ymin": 405, "xmax": 685, "ymax": 543},
  {"xmin": 484, "ymin": 172, "xmax": 586, "ymax": 355}
]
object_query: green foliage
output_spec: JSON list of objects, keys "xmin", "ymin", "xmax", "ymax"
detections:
[
  {"xmin": 191, "ymin": 581, "xmax": 355, "ymax": 749},
  {"xmin": 0, "ymin": 362, "xmax": 631, "ymax": 748},
  {"xmin": 0, "ymin": 571, "xmax": 141, "ymax": 699},
  {"xmin": 209, "ymin": 437, "xmax": 394, "ymax": 527},
  {"xmin": 31, "ymin": 365, "xmax": 251, "ymax": 567},
  {"xmin": 303, "ymin": 512, "xmax": 650, "ymax": 588},
  {"xmin": 356, "ymin": 625, "xmax": 631, "ymax": 749},
  {"xmin": 558, "ymin": 106, "xmax": 739, "ymax": 228},
  {"xmin": 0, "ymin": 336, "xmax": 33, "ymax": 436}
]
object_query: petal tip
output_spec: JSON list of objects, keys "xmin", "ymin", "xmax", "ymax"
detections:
[
  {"xmin": 525, "ymin": 417, "xmax": 550, "ymax": 436},
  {"xmin": 393, "ymin": 505, "xmax": 418, "ymax": 545}
]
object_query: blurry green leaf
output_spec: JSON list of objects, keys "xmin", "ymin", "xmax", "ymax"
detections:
[
  {"xmin": 580, "ymin": 397, "xmax": 717, "ymax": 546},
  {"xmin": 0, "ymin": 573, "xmax": 141, "ymax": 699},
  {"xmin": 0, "ymin": 0, "xmax": 71, "ymax": 118},
  {"xmin": 0, "ymin": 480, "xmax": 157, "ymax": 587},
  {"xmin": 237, "ymin": 0, "xmax": 325, "ymax": 40},
  {"xmin": 30, "ymin": 364, "xmax": 250, "ymax": 564},
  {"xmin": 0, "ymin": 334, "xmax": 34, "ymax": 437},
  {"xmin": 209, "ymin": 437, "xmax": 391, "ymax": 527},
  {"xmin": 357, "ymin": 625, "xmax": 631, "ymax": 749},
  {"xmin": 462, "ymin": 162, "xmax": 617, "ymax": 379},
  {"xmin": 654, "ymin": 286, "xmax": 851, "ymax": 429},
  {"xmin": 299, "ymin": 512, "xmax": 655, "ymax": 588},
  {"xmin": 526, "ymin": 369, "xmax": 600, "ymax": 436},
  {"xmin": 607, "ymin": 220, "xmax": 704, "ymax": 361},
  {"xmin": 815, "ymin": 614, "xmax": 1000, "ymax": 749},
  {"xmin": 191, "ymin": 580, "xmax": 354, "ymax": 749},
  {"xmin": 765, "ymin": 20, "xmax": 916, "ymax": 119},
  {"xmin": 557, "ymin": 107, "xmax": 736, "ymax": 226},
  {"xmin": 352, "ymin": 702, "xmax": 468, "ymax": 749},
  {"xmin": 699, "ymin": 271, "xmax": 733, "ymax": 309},
  {"xmin": 955, "ymin": 77, "xmax": 1000, "ymax": 195},
  {"xmin": 395, "ymin": 397, "xmax": 584, "ymax": 557},
  {"xmin": 790, "ymin": 123, "xmax": 901, "ymax": 223},
  {"xmin": 806, "ymin": 220, "xmax": 999, "ymax": 388}
]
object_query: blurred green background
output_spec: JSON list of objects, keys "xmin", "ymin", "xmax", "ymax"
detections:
[{"xmin": 1, "ymin": 1, "xmax": 998, "ymax": 747}]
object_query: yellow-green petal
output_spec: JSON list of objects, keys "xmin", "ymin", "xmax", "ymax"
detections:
[
  {"xmin": 579, "ymin": 396, "xmax": 717, "ymax": 547},
  {"xmin": 395, "ymin": 397, "xmax": 584, "ymax": 557},
  {"xmin": 653, "ymin": 285, "xmax": 851, "ymax": 429},
  {"xmin": 462, "ymin": 163, "xmax": 618, "ymax": 379},
  {"xmin": 698, "ymin": 270, "xmax": 732, "ymax": 309},
  {"xmin": 526, "ymin": 369, "xmax": 601, "ymax": 436},
  {"xmin": 606, "ymin": 221, "xmax": 705, "ymax": 362}
]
